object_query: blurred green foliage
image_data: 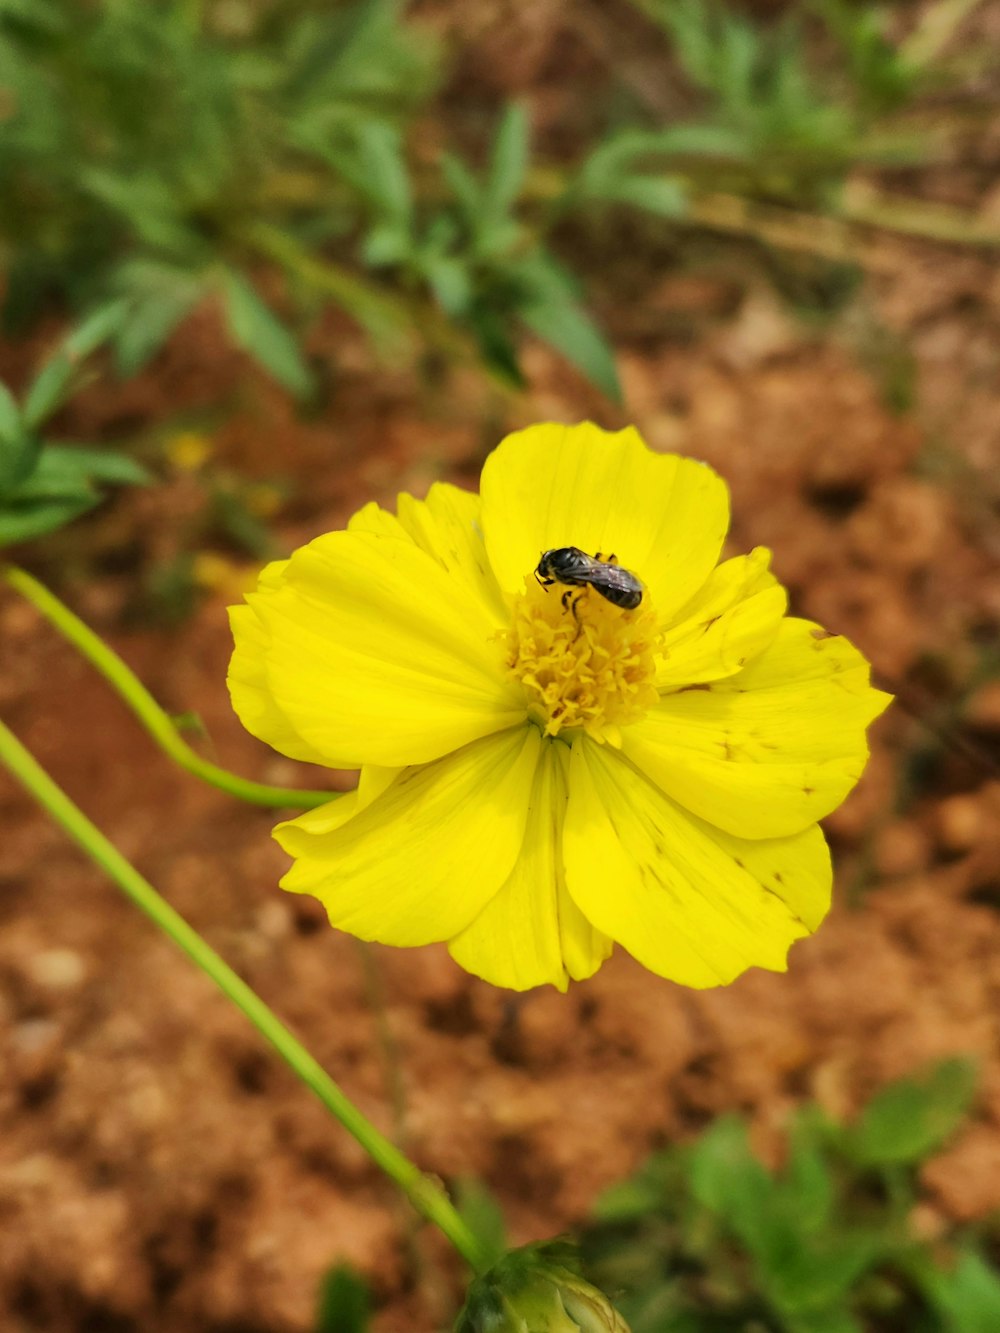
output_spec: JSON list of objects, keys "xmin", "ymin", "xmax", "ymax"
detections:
[
  {"xmin": 628, "ymin": 0, "xmax": 925, "ymax": 207},
  {"xmin": 454, "ymin": 1175, "xmax": 510, "ymax": 1271},
  {"xmin": 0, "ymin": 0, "xmax": 953, "ymax": 414},
  {"xmin": 580, "ymin": 1057, "xmax": 997, "ymax": 1332},
  {"xmin": 0, "ymin": 306, "xmax": 148, "ymax": 546},
  {"xmin": 315, "ymin": 1263, "xmax": 371, "ymax": 1333},
  {"xmin": 0, "ymin": 0, "xmax": 435, "ymax": 387}
]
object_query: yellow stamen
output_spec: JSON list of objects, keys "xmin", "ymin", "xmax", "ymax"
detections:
[{"xmin": 504, "ymin": 575, "xmax": 661, "ymax": 745}]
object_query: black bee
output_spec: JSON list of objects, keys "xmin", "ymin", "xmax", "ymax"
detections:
[{"xmin": 535, "ymin": 547, "xmax": 643, "ymax": 612}]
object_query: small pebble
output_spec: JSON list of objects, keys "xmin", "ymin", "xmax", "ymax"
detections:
[{"xmin": 27, "ymin": 948, "xmax": 87, "ymax": 991}]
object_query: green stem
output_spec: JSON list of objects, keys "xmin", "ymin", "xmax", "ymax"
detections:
[
  {"xmin": 3, "ymin": 565, "xmax": 330, "ymax": 810},
  {"xmin": 0, "ymin": 714, "xmax": 490, "ymax": 1275},
  {"xmin": 241, "ymin": 221, "xmax": 475, "ymax": 367},
  {"xmin": 237, "ymin": 221, "xmax": 414, "ymax": 355}
]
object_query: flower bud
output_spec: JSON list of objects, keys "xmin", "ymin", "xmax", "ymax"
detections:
[{"xmin": 455, "ymin": 1241, "xmax": 630, "ymax": 1333}]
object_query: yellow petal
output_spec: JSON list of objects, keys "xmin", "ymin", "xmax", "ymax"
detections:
[
  {"xmin": 626, "ymin": 618, "xmax": 891, "ymax": 838},
  {"xmin": 350, "ymin": 485, "xmax": 507, "ymax": 620},
  {"xmin": 563, "ymin": 739, "xmax": 829, "ymax": 988},
  {"xmin": 277, "ymin": 726, "xmax": 542, "ymax": 946},
  {"xmin": 396, "ymin": 483, "xmax": 509, "ymax": 621},
  {"xmin": 228, "ymin": 558, "xmax": 333, "ymax": 766},
  {"xmin": 655, "ymin": 548, "xmax": 787, "ymax": 687},
  {"xmin": 448, "ymin": 743, "xmax": 612, "ymax": 990},
  {"xmin": 347, "ymin": 500, "xmax": 409, "ymax": 540},
  {"xmin": 480, "ymin": 422, "xmax": 729, "ymax": 622},
  {"xmin": 235, "ymin": 529, "xmax": 525, "ymax": 768},
  {"xmin": 280, "ymin": 765, "xmax": 400, "ymax": 837}
]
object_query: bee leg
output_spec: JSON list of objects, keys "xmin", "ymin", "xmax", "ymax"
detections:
[
  {"xmin": 562, "ymin": 589, "xmax": 587, "ymax": 625},
  {"xmin": 597, "ymin": 552, "xmax": 620, "ymax": 565}
]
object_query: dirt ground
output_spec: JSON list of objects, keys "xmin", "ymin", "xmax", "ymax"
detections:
[{"xmin": 3, "ymin": 9, "xmax": 1000, "ymax": 1332}]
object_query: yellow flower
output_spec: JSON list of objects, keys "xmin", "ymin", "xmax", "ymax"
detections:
[
  {"xmin": 228, "ymin": 423, "xmax": 889, "ymax": 991},
  {"xmin": 165, "ymin": 430, "xmax": 213, "ymax": 473}
]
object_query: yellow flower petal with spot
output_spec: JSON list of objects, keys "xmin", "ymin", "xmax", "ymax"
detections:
[
  {"xmin": 229, "ymin": 421, "xmax": 889, "ymax": 989},
  {"xmin": 655, "ymin": 548, "xmax": 787, "ymax": 687},
  {"xmin": 563, "ymin": 739, "xmax": 830, "ymax": 987},
  {"xmin": 625, "ymin": 618, "xmax": 891, "ymax": 839}
]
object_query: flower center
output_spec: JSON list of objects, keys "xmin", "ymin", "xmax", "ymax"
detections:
[{"xmin": 503, "ymin": 572, "xmax": 661, "ymax": 745}]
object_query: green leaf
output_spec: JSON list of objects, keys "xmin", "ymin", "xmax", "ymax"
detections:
[
  {"xmin": 592, "ymin": 1151, "xmax": 677, "ymax": 1221},
  {"xmin": 757, "ymin": 1226, "xmax": 881, "ymax": 1317},
  {"xmin": 642, "ymin": 123, "xmax": 749, "ymax": 157},
  {"xmin": 847, "ymin": 1058, "xmax": 976, "ymax": 1167},
  {"xmin": 424, "ymin": 255, "xmax": 471, "ymax": 315},
  {"xmin": 63, "ymin": 300, "xmax": 130, "ymax": 360},
  {"xmin": 78, "ymin": 167, "xmax": 196, "ymax": 254},
  {"xmin": 780, "ymin": 1108, "xmax": 835, "ymax": 1235},
  {"xmin": 467, "ymin": 304, "xmax": 524, "ymax": 388},
  {"xmin": 521, "ymin": 299, "xmax": 620, "ymax": 402},
  {"xmin": 599, "ymin": 175, "xmax": 687, "ymax": 217},
  {"xmin": 221, "ymin": 271, "xmax": 315, "ymax": 399},
  {"xmin": 22, "ymin": 355, "xmax": 75, "ymax": 432},
  {"xmin": 357, "ymin": 121, "xmax": 412, "ymax": 225},
  {"xmin": 440, "ymin": 152, "xmax": 482, "ymax": 218},
  {"xmin": 483, "ymin": 103, "xmax": 529, "ymax": 227},
  {"xmin": 114, "ymin": 284, "xmax": 203, "ymax": 377},
  {"xmin": 0, "ymin": 0, "xmax": 67, "ymax": 32},
  {"xmin": 0, "ymin": 431, "xmax": 41, "ymax": 497},
  {"xmin": 0, "ymin": 382, "xmax": 24, "ymax": 444},
  {"xmin": 362, "ymin": 223, "xmax": 411, "ymax": 268},
  {"xmin": 114, "ymin": 302, "xmax": 188, "ymax": 378},
  {"xmin": 924, "ymin": 1250, "xmax": 1000, "ymax": 1333},
  {"xmin": 454, "ymin": 1177, "xmax": 508, "ymax": 1269},
  {"xmin": 577, "ymin": 126, "xmax": 737, "ymax": 210},
  {"xmin": 35, "ymin": 445, "xmax": 150, "ymax": 488},
  {"xmin": 0, "ymin": 377, "xmax": 38, "ymax": 495},
  {"xmin": 0, "ymin": 495, "xmax": 98, "ymax": 547},
  {"xmin": 688, "ymin": 1115, "xmax": 773, "ymax": 1242},
  {"xmin": 314, "ymin": 1264, "xmax": 370, "ymax": 1333},
  {"xmin": 785, "ymin": 1307, "xmax": 865, "ymax": 1333},
  {"xmin": 7, "ymin": 444, "xmax": 148, "ymax": 509},
  {"xmin": 9, "ymin": 471, "xmax": 95, "ymax": 506}
]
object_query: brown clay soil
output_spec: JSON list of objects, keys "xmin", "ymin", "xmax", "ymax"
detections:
[{"xmin": 4, "ymin": 12, "xmax": 1000, "ymax": 1333}]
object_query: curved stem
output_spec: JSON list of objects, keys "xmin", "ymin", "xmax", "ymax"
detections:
[
  {"xmin": 237, "ymin": 221, "xmax": 414, "ymax": 354},
  {"xmin": 0, "ymin": 714, "xmax": 491, "ymax": 1275},
  {"xmin": 240, "ymin": 221, "xmax": 473, "ymax": 364},
  {"xmin": 3, "ymin": 565, "xmax": 331, "ymax": 810}
]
